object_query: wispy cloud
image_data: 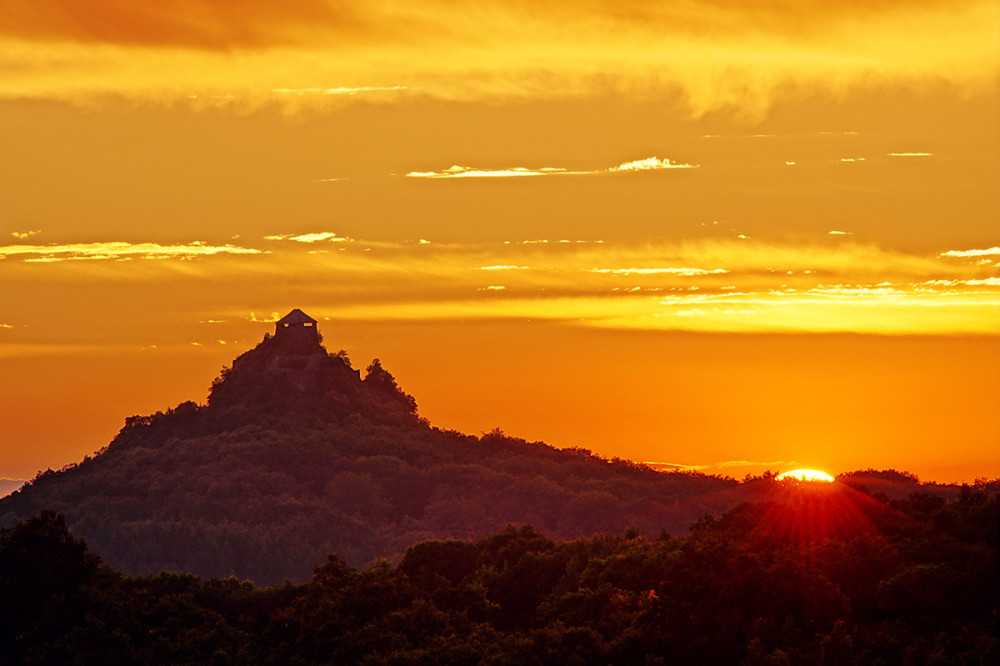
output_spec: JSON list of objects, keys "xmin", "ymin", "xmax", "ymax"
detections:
[
  {"xmin": 921, "ymin": 278, "xmax": 1000, "ymax": 287},
  {"xmin": 888, "ymin": 152, "xmax": 933, "ymax": 157},
  {"xmin": 11, "ymin": 230, "xmax": 41, "ymax": 239},
  {"xmin": 477, "ymin": 265, "xmax": 530, "ymax": 271},
  {"xmin": 5, "ymin": 234, "xmax": 996, "ymax": 335},
  {"xmin": 941, "ymin": 247, "xmax": 1000, "ymax": 258},
  {"xmin": 0, "ymin": 241, "xmax": 263, "ymax": 262},
  {"xmin": 406, "ymin": 157, "xmax": 697, "ymax": 179},
  {"xmin": 643, "ymin": 461, "xmax": 711, "ymax": 472},
  {"xmin": 586, "ymin": 268, "xmax": 727, "ymax": 277},
  {"xmin": 308, "ymin": 238, "xmax": 999, "ymax": 334},
  {"xmin": 264, "ymin": 232, "xmax": 352, "ymax": 243},
  {"xmin": 272, "ymin": 86, "xmax": 407, "ymax": 96},
  {"xmin": 405, "ymin": 166, "xmax": 574, "ymax": 179},
  {"xmin": 609, "ymin": 157, "xmax": 698, "ymax": 172},
  {"xmin": 643, "ymin": 459, "xmax": 796, "ymax": 474}
]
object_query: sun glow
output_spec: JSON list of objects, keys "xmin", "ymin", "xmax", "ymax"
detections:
[
  {"xmin": 757, "ymin": 476, "xmax": 883, "ymax": 545},
  {"xmin": 776, "ymin": 469, "xmax": 835, "ymax": 483}
]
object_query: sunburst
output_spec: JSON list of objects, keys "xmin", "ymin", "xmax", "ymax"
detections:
[{"xmin": 776, "ymin": 469, "xmax": 835, "ymax": 483}]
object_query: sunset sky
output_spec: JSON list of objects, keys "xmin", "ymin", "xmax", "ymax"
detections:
[{"xmin": 2, "ymin": 1, "xmax": 998, "ymax": 485}]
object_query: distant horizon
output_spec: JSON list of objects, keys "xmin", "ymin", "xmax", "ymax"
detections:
[{"xmin": 5, "ymin": 392, "xmax": 995, "ymax": 487}]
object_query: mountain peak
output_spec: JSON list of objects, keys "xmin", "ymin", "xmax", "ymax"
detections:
[{"xmin": 202, "ymin": 310, "xmax": 418, "ymax": 425}]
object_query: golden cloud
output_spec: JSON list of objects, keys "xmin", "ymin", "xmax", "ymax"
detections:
[
  {"xmin": 0, "ymin": 241, "xmax": 262, "ymax": 262},
  {"xmin": 2, "ymin": 1, "xmax": 983, "ymax": 50},
  {"xmin": 405, "ymin": 166, "xmax": 571, "ymax": 179},
  {"xmin": 406, "ymin": 157, "xmax": 698, "ymax": 179},
  {"xmin": 941, "ymin": 247, "xmax": 1000, "ymax": 258},
  {"xmin": 264, "ymin": 232, "xmax": 352, "ymax": 243},
  {"xmin": 1, "ymin": 1, "xmax": 995, "ymax": 114},
  {"xmin": 609, "ymin": 157, "xmax": 698, "ymax": 172},
  {"xmin": 3, "ymin": 234, "xmax": 996, "ymax": 335}
]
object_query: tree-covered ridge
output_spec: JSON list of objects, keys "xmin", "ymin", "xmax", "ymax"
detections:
[
  {"xmin": 2, "ymin": 483, "xmax": 996, "ymax": 665},
  {"xmin": 0, "ymin": 331, "xmax": 740, "ymax": 583},
  {"xmin": 0, "ymin": 413, "xmax": 740, "ymax": 584}
]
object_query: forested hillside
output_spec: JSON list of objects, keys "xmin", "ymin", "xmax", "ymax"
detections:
[
  {"xmin": 2, "ymin": 481, "xmax": 996, "ymax": 665},
  {"xmin": 0, "ymin": 326, "xmax": 744, "ymax": 584}
]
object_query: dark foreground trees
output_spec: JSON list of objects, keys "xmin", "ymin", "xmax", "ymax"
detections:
[{"xmin": 2, "ymin": 487, "xmax": 997, "ymax": 665}]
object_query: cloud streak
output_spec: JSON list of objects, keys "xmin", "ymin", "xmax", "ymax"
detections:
[
  {"xmin": 477, "ymin": 265, "xmax": 530, "ymax": 271},
  {"xmin": 264, "ymin": 232, "xmax": 352, "ymax": 243},
  {"xmin": 273, "ymin": 86, "xmax": 407, "ymax": 96},
  {"xmin": 0, "ymin": 2, "xmax": 987, "ymax": 51},
  {"xmin": 240, "ymin": 237, "xmax": 996, "ymax": 334},
  {"xmin": 0, "ymin": 241, "xmax": 262, "ymax": 262},
  {"xmin": 643, "ymin": 461, "xmax": 711, "ymax": 472},
  {"xmin": 941, "ymin": 247, "xmax": 1000, "ymax": 258},
  {"xmin": 405, "ymin": 166, "xmax": 577, "ymax": 179},
  {"xmin": 609, "ymin": 157, "xmax": 698, "ymax": 172},
  {"xmin": 2, "ymin": 234, "xmax": 995, "ymax": 335},
  {"xmin": 406, "ymin": 157, "xmax": 697, "ymax": 179},
  {"xmin": 586, "ymin": 268, "xmax": 727, "ymax": 277},
  {"xmin": 643, "ymin": 459, "xmax": 796, "ymax": 475}
]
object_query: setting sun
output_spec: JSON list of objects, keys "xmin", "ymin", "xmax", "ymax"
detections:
[{"xmin": 776, "ymin": 469, "xmax": 835, "ymax": 483}]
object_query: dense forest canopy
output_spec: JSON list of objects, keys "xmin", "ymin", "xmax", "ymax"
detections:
[{"xmin": 2, "ymin": 480, "xmax": 996, "ymax": 664}]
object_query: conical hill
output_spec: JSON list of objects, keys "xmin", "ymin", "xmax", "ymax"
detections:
[{"xmin": 0, "ymin": 312, "xmax": 742, "ymax": 584}]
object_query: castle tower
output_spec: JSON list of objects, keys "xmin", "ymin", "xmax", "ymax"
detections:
[{"xmin": 274, "ymin": 308, "xmax": 319, "ymax": 342}]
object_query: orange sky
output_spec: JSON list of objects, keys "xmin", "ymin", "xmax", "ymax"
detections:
[{"xmin": 1, "ymin": 1, "xmax": 998, "ymax": 484}]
